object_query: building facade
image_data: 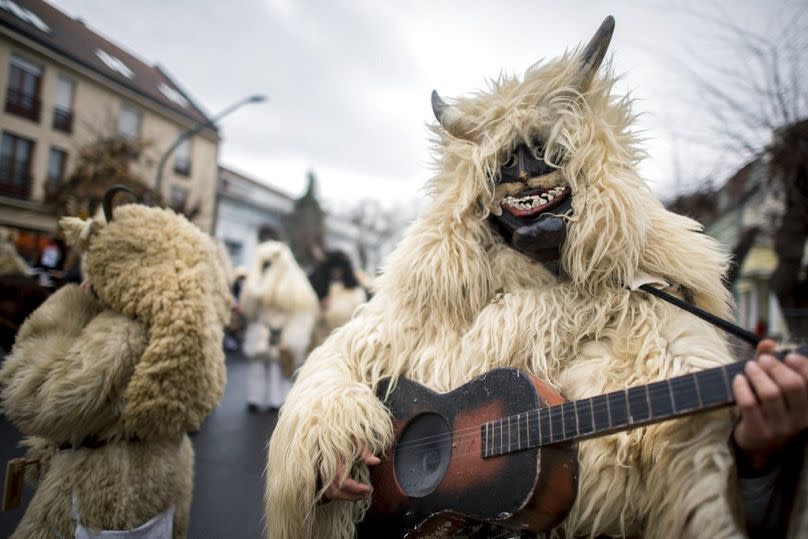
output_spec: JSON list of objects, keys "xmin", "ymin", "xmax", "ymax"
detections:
[
  {"xmin": 0, "ymin": 0, "xmax": 219, "ymax": 259},
  {"xmin": 215, "ymin": 166, "xmax": 294, "ymax": 269},
  {"xmin": 215, "ymin": 165, "xmax": 389, "ymax": 276},
  {"xmin": 668, "ymin": 156, "xmax": 804, "ymax": 340}
]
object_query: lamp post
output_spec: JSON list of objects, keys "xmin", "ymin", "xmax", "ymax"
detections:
[{"xmin": 154, "ymin": 93, "xmax": 267, "ymax": 193}]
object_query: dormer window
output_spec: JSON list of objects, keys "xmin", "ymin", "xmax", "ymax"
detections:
[
  {"xmin": 159, "ymin": 83, "xmax": 188, "ymax": 108},
  {"xmin": 95, "ymin": 49, "xmax": 134, "ymax": 79},
  {"xmin": 0, "ymin": 1, "xmax": 51, "ymax": 33}
]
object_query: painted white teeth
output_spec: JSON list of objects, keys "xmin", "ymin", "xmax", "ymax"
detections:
[{"xmin": 501, "ymin": 186, "xmax": 567, "ymax": 210}]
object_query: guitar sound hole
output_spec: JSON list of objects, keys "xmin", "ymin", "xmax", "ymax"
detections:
[{"xmin": 394, "ymin": 412, "xmax": 452, "ymax": 498}]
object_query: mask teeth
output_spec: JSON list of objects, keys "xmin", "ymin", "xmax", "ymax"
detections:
[{"xmin": 491, "ymin": 204, "xmax": 503, "ymax": 216}]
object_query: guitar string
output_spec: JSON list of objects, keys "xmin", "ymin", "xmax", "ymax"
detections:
[
  {"xmin": 393, "ymin": 388, "xmax": 718, "ymax": 457},
  {"xmin": 391, "ymin": 366, "xmax": 739, "ymax": 451},
  {"xmin": 390, "ymin": 354, "xmax": 760, "ymax": 455},
  {"xmin": 391, "ymin": 390, "xmax": 718, "ymax": 461},
  {"xmin": 390, "ymin": 383, "xmax": 719, "ymax": 455}
]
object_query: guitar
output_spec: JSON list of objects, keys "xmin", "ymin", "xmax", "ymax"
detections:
[{"xmin": 357, "ymin": 347, "xmax": 808, "ymax": 538}]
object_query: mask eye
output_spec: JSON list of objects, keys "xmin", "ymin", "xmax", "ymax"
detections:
[
  {"xmin": 262, "ymin": 260, "xmax": 272, "ymax": 272},
  {"xmin": 496, "ymin": 149, "xmax": 521, "ymax": 184}
]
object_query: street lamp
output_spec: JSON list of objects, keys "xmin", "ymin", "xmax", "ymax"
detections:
[{"xmin": 154, "ymin": 93, "xmax": 267, "ymax": 192}]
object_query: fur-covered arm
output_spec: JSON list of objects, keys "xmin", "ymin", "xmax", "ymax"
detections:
[
  {"xmin": 0, "ymin": 285, "xmax": 146, "ymax": 445},
  {"xmin": 12, "ymin": 284, "xmax": 102, "ymax": 342},
  {"xmin": 266, "ymin": 338, "xmax": 393, "ymax": 539}
]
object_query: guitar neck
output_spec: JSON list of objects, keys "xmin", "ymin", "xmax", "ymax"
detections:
[{"xmin": 481, "ymin": 360, "xmax": 745, "ymax": 458}]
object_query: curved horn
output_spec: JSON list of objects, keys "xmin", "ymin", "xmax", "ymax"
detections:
[
  {"xmin": 577, "ymin": 16, "xmax": 615, "ymax": 89},
  {"xmin": 431, "ymin": 89, "xmax": 474, "ymax": 140},
  {"xmin": 103, "ymin": 185, "xmax": 138, "ymax": 223}
]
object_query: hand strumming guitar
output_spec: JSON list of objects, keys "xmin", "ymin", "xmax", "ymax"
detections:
[
  {"xmin": 322, "ymin": 449, "xmax": 381, "ymax": 502},
  {"xmin": 732, "ymin": 339, "xmax": 808, "ymax": 471}
]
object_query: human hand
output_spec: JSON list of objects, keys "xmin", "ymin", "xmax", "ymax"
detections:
[
  {"xmin": 322, "ymin": 449, "xmax": 381, "ymax": 502},
  {"xmin": 732, "ymin": 339, "xmax": 808, "ymax": 470}
]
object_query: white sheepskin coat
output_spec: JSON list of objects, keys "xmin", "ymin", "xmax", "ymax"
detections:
[
  {"xmin": 265, "ymin": 42, "xmax": 807, "ymax": 539},
  {"xmin": 239, "ymin": 241, "xmax": 319, "ymax": 365},
  {"xmin": 1, "ymin": 206, "xmax": 231, "ymax": 538}
]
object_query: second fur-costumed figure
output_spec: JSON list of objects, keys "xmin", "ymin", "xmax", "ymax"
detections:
[{"xmin": 1, "ymin": 195, "xmax": 231, "ymax": 538}]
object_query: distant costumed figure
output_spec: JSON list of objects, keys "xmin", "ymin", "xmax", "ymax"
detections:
[
  {"xmin": 0, "ymin": 226, "xmax": 31, "ymax": 276},
  {"xmin": 0, "ymin": 226, "xmax": 46, "ymax": 353},
  {"xmin": 265, "ymin": 18, "xmax": 807, "ymax": 539},
  {"xmin": 240, "ymin": 241, "xmax": 319, "ymax": 410},
  {"xmin": 309, "ymin": 250, "xmax": 369, "ymax": 348},
  {"xmin": 0, "ymin": 189, "xmax": 230, "ymax": 538}
]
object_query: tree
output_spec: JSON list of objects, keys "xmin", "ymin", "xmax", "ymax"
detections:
[
  {"xmin": 48, "ymin": 137, "xmax": 200, "ymax": 221},
  {"xmin": 675, "ymin": 2, "xmax": 808, "ymax": 160},
  {"xmin": 673, "ymin": 2, "xmax": 808, "ymax": 337},
  {"xmin": 47, "ymin": 137, "xmax": 157, "ymax": 219}
]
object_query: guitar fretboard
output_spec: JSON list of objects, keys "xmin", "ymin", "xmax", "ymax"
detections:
[{"xmin": 481, "ymin": 361, "xmax": 746, "ymax": 458}]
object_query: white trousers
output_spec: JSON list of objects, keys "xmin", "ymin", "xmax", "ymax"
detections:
[
  {"xmin": 246, "ymin": 359, "xmax": 291, "ymax": 409},
  {"xmin": 72, "ymin": 495, "xmax": 174, "ymax": 538}
]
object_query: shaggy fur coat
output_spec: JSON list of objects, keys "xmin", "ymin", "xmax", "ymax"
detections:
[
  {"xmin": 240, "ymin": 241, "xmax": 319, "ymax": 366},
  {"xmin": 266, "ymin": 34, "xmax": 807, "ymax": 539},
  {"xmin": 1, "ymin": 205, "xmax": 230, "ymax": 538},
  {"xmin": 0, "ymin": 227, "xmax": 30, "ymax": 276}
]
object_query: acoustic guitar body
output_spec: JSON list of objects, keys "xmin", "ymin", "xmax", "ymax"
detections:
[{"xmin": 357, "ymin": 368, "xmax": 578, "ymax": 538}]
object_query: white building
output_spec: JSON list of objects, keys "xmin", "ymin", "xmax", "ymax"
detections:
[{"xmin": 214, "ymin": 165, "xmax": 390, "ymax": 275}]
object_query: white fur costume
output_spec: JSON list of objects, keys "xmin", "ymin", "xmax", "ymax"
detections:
[
  {"xmin": 240, "ymin": 241, "xmax": 318, "ymax": 409},
  {"xmin": 265, "ymin": 22, "xmax": 807, "ymax": 539}
]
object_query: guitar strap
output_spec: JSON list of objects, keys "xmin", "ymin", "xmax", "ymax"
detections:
[
  {"xmin": 636, "ymin": 283, "xmax": 762, "ymax": 346},
  {"xmin": 625, "ymin": 272, "xmax": 761, "ymax": 346},
  {"xmin": 631, "ymin": 278, "xmax": 808, "ymax": 356}
]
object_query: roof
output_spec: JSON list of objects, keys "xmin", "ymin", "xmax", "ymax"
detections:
[
  {"xmin": 0, "ymin": 0, "xmax": 212, "ymax": 127},
  {"xmin": 218, "ymin": 165, "xmax": 294, "ymax": 202}
]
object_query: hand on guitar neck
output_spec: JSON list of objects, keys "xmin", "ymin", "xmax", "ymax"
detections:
[{"xmin": 732, "ymin": 339, "xmax": 808, "ymax": 472}]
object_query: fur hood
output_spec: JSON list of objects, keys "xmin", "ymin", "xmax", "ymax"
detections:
[
  {"xmin": 59, "ymin": 204, "xmax": 230, "ymax": 440},
  {"xmin": 240, "ymin": 240, "xmax": 318, "ymax": 320},
  {"xmin": 389, "ymin": 47, "xmax": 732, "ymax": 320}
]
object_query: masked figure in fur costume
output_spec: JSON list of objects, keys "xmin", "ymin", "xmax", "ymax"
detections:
[
  {"xmin": 0, "ymin": 194, "xmax": 230, "ymax": 538},
  {"xmin": 240, "ymin": 240, "xmax": 319, "ymax": 411},
  {"xmin": 266, "ymin": 17, "xmax": 808, "ymax": 538},
  {"xmin": 309, "ymin": 250, "xmax": 369, "ymax": 348}
]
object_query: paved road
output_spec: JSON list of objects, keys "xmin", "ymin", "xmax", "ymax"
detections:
[{"xmin": 1, "ymin": 353, "xmax": 280, "ymax": 539}]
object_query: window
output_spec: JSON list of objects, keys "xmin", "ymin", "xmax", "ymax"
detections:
[
  {"xmin": 170, "ymin": 185, "xmax": 188, "ymax": 209},
  {"xmin": 46, "ymin": 147, "xmax": 68, "ymax": 191},
  {"xmin": 5, "ymin": 54, "xmax": 42, "ymax": 122},
  {"xmin": 0, "ymin": 1, "xmax": 51, "ymax": 33},
  {"xmin": 224, "ymin": 239, "xmax": 243, "ymax": 266},
  {"xmin": 95, "ymin": 49, "xmax": 134, "ymax": 79},
  {"xmin": 173, "ymin": 137, "xmax": 191, "ymax": 176},
  {"xmin": 52, "ymin": 75, "xmax": 74, "ymax": 133},
  {"xmin": 117, "ymin": 103, "xmax": 141, "ymax": 138},
  {"xmin": 0, "ymin": 132, "xmax": 35, "ymax": 197}
]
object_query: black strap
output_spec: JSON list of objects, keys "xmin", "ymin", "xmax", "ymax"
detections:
[
  {"xmin": 638, "ymin": 284, "xmax": 762, "ymax": 346},
  {"xmin": 638, "ymin": 283, "xmax": 808, "ymax": 359}
]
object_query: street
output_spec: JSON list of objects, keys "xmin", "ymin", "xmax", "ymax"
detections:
[{"xmin": 0, "ymin": 353, "xmax": 279, "ymax": 539}]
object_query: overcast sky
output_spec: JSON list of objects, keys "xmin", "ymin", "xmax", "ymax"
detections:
[{"xmin": 49, "ymin": 0, "xmax": 801, "ymax": 211}]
